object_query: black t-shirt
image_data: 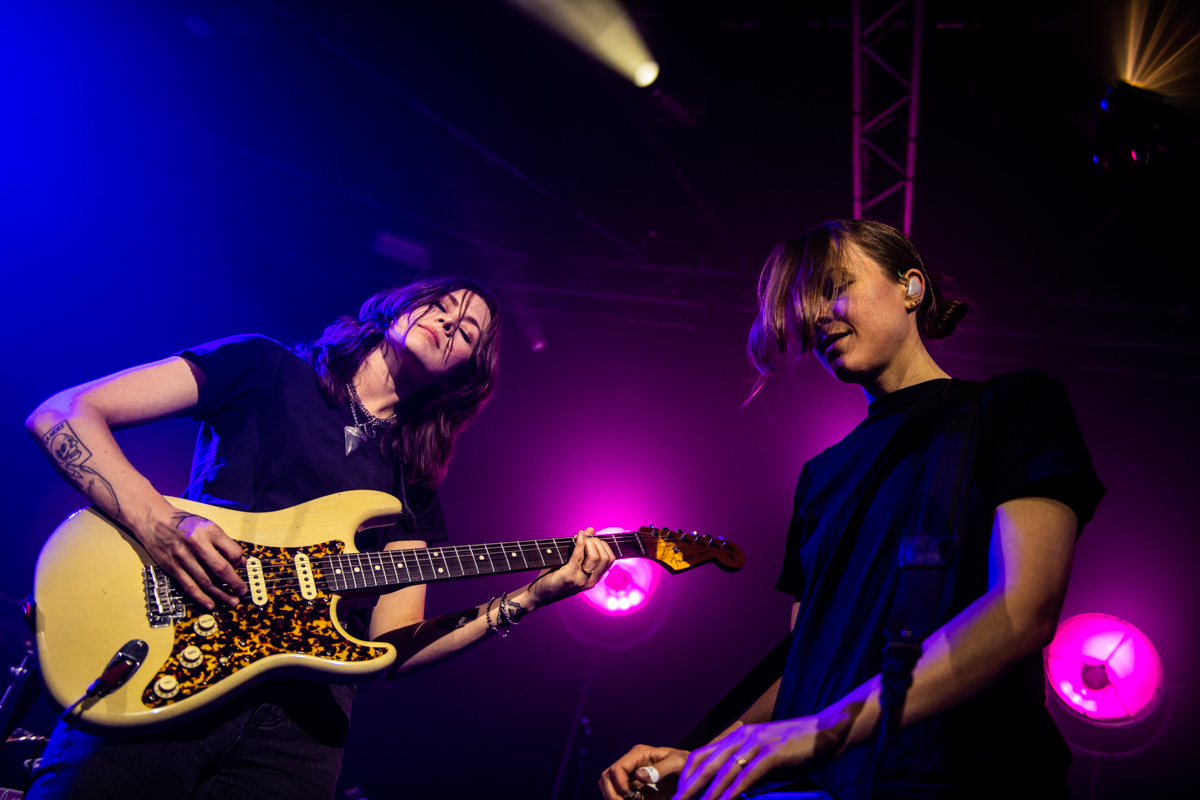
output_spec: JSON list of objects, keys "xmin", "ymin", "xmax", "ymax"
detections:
[
  {"xmin": 178, "ymin": 334, "xmax": 447, "ymax": 547},
  {"xmin": 773, "ymin": 371, "xmax": 1105, "ymax": 797}
]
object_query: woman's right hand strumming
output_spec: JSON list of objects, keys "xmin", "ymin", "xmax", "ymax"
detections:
[
  {"xmin": 136, "ymin": 506, "xmax": 247, "ymax": 609},
  {"xmin": 599, "ymin": 745, "xmax": 689, "ymax": 800},
  {"xmin": 27, "ymin": 355, "xmax": 247, "ymax": 610}
]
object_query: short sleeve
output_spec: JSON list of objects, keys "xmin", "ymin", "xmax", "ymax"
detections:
[
  {"xmin": 775, "ymin": 461, "xmax": 815, "ymax": 598},
  {"xmin": 985, "ymin": 370, "xmax": 1106, "ymax": 531},
  {"xmin": 178, "ymin": 335, "xmax": 285, "ymax": 423}
]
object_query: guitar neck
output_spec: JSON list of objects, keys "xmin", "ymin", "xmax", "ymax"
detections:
[{"xmin": 320, "ymin": 532, "xmax": 644, "ymax": 593}]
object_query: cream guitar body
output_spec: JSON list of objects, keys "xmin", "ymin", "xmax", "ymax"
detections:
[
  {"xmin": 33, "ymin": 490, "xmax": 744, "ymax": 733},
  {"xmin": 34, "ymin": 491, "xmax": 402, "ymax": 733}
]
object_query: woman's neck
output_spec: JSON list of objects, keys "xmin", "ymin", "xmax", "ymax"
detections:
[
  {"xmin": 352, "ymin": 343, "xmax": 423, "ymax": 418},
  {"xmin": 859, "ymin": 339, "xmax": 951, "ymax": 404}
]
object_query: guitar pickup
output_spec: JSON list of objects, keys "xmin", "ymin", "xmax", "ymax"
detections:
[
  {"xmin": 245, "ymin": 557, "xmax": 267, "ymax": 606},
  {"xmin": 294, "ymin": 553, "xmax": 317, "ymax": 600},
  {"xmin": 142, "ymin": 565, "xmax": 186, "ymax": 628}
]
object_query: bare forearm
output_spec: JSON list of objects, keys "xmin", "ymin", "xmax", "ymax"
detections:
[
  {"xmin": 830, "ymin": 501, "xmax": 1074, "ymax": 753},
  {"xmin": 711, "ymin": 677, "xmax": 782, "ymax": 742},
  {"xmin": 829, "ymin": 584, "xmax": 1059, "ymax": 755},
  {"xmin": 374, "ymin": 587, "xmax": 536, "ymax": 677},
  {"xmin": 26, "ymin": 398, "xmax": 179, "ymax": 530},
  {"xmin": 373, "ymin": 529, "xmax": 615, "ymax": 677}
]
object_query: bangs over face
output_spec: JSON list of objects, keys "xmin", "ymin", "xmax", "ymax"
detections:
[
  {"xmin": 748, "ymin": 224, "xmax": 859, "ymax": 382},
  {"xmin": 746, "ymin": 219, "xmax": 968, "ymax": 401}
]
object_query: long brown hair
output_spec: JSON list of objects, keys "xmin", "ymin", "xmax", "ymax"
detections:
[
  {"xmin": 297, "ymin": 277, "xmax": 502, "ymax": 488},
  {"xmin": 746, "ymin": 219, "xmax": 970, "ymax": 400}
]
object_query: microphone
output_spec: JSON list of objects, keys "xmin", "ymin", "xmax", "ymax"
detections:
[{"xmin": 85, "ymin": 640, "xmax": 149, "ymax": 699}]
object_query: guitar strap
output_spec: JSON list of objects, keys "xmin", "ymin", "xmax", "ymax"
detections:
[
  {"xmin": 674, "ymin": 630, "xmax": 795, "ymax": 751},
  {"xmin": 875, "ymin": 378, "xmax": 982, "ymax": 748}
]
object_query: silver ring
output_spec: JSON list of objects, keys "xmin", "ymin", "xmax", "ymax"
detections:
[
  {"xmin": 733, "ymin": 755, "xmax": 750, "ymax": 767},
  {"xmin": 582, "ymin": 568, "xmax": 594, "ymax": 577}
]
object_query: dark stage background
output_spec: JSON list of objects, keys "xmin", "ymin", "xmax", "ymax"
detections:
[{"xmin": 1, "ymin": 1, "xmax": 1196, "ymax": 798}]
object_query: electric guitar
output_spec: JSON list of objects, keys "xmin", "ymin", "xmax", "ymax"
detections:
[{"xmin": 33, "ymin": 490, "xmax": 744, "ymax": 732}]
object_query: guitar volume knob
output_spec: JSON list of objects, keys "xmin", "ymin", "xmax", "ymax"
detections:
[
  {"xmin": 180, "ymin": 646, "xmax": 204, "ymax": 669},
  {"xmin": 153, "ymin": 674, "xmax": 180, "ymax": 699},
  {"xmin": 194, "ymin": 615, "xmax": 218, "ymax": 637}
]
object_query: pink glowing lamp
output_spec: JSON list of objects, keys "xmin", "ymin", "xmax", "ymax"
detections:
[
  {"xmin": 1045, "ymin": 614, "xmax": 1163, "ymax": 722},
  {"xmin": 579, "ymin": 528, "xmax": 661, "ymax": 616}
]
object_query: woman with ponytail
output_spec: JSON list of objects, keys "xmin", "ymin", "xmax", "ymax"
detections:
[
  {"xmin": 26, "ymin": 276, "xmax": 614, "ymax": 800},
  {"xmin": 601, "ymin": 221, "xmax": 1105, "ymax": 800}
]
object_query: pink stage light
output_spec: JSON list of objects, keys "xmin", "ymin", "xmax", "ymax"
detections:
[
  {"xmin": 579, "ymin": 528, "xmax": 661, "ymax": 616},
  {"xmin": 1045, "ymin": 613, "xmax": 1163, "ymax": 722}
]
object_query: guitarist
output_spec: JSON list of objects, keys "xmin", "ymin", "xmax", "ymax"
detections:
[
  {"xmin": 600, "ymin": 220, "xmax": 1105, "ymax": 800},
  {"xmin": 25, "ymin": 276, "xmax": 615, "ymax": 799}
]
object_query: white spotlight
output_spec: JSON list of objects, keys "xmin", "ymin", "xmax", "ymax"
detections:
[
  {"xmin": 634, "ymin": 60, "xmax": 660, "ymax": 88},
  {"xmin": 505, "ymin": 0, "xmax": 660, "ymax": 88}
]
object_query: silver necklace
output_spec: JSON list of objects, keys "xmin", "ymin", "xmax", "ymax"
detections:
[{"xmin": 344, "ymin": 383, "xmax": 397, "ymax": 456}]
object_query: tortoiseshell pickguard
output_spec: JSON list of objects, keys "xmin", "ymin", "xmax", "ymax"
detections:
[{"xmin": 142, "ymin": 540, "xmax": 386, "ymax": 709}]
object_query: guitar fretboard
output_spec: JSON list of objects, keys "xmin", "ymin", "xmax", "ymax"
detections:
[{"xmin": 319, "ymin": 532, "xmax": 645, "ymax": 592}]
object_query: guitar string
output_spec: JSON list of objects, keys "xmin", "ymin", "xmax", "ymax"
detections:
[
  {"xmin": 214, "ymin": 533, "xmax": 672, "ymax": 583},
  {"xmin": 187, "ymin": 534, "xmax": 659, "ymax": 591},
  {"xmin": 223, "ymin": 534, "xmax": 654, "ymax": 584},
  {"xmin": 159, "ymin": 533, "xmax": 728, "ymax": 607}
]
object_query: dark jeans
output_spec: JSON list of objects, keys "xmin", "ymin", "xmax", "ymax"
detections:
[{"xmin": 26, "ymin": 681, "xmax": 353, "ymax": 800}]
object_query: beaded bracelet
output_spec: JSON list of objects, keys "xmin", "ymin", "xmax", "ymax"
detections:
[
  {"xmin": 496, "ymin": 591, "xmax": 521, "ymax": 635},
  {"xmin": 485, "ymin": 596, "xmax": 507, "ymax": 639},
  {"xmin": 498, "ymin": 591, "xmax": 512, "ymax": 629}
]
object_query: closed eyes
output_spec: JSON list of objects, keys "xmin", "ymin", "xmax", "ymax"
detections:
[{"xmin": 431, "ymin": 301, "xmax": 474, "ymax": 345}]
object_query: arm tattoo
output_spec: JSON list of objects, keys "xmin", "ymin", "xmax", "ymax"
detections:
[
  {"xmin": 435, "ymin": 606, "xmax": 480, "ymax": 631},
  {"xmin": 500, "ymin": 596, "xmax": 527, "ymax": 624},
  {"xmin": 42, "ymin": 421, "xmax": 120, "ymax": 518}
]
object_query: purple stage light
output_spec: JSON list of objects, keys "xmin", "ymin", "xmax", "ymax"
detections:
[
  {"xmin": 1045, "ymin": 613, "xmax": 1163, "ymax": 722},
  {"xmin": 579, "ymin": 527, "xmax": 661, "ymax": 616}
]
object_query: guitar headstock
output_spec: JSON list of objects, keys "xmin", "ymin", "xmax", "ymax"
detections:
[{"xmin": 634, "ymin": 526, "xmax": 745, "ymax": 574}]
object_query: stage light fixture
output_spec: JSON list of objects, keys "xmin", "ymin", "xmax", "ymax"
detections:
[
  {"xmin": 1092, "ymin": 80, "xmax": 1200, "ymax": 178},
  {"xmin": 578, "ymin": 527, "xmax": 661, "ymax": 616},
  {"xmin": 504, "ymin": 0, "xmax": 660, "ymax": 87},
  {"xmin": 1045, "ymin": 614, "xmax": 1163, "ymax": 722},
  {"xmin": 1115, "ymin": 0, "xmax": 1200, "ymax": 101}
]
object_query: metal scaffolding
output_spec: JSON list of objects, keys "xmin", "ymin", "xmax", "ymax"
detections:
[{"xmin": 851, "ymin": 0, "xmax": 925, "ymax": 235}]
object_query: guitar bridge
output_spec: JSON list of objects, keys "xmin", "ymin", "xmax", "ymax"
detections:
[{"xmin": 143, "ymin": 565, "xmax": 187, "ymax": 628}]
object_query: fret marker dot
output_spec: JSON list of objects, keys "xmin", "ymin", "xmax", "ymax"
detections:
[
  {"xmin": 335, "ymin": 569, "xmax": 342, "ymax": 574},
  {"xmin": 353, "ymin": 567, "xmax": 360, "ymax": 572},
  {"xmin": 479, "ymin": 556, "xmax": 485, "ymax": 561},
  {"xmin": 511, "ymin": 552, "xmax": 517, "ymax": 558},
  {"xmin": 437, "ymin": 567, "xmax": 444, "ymax": 573},
  {"xmin": 546, "ymin": 549, "xmax": 552, "ymax": 554},
  {"xmin": 374, "ymin": 565, "xmax": 380, "ymax": 570}
]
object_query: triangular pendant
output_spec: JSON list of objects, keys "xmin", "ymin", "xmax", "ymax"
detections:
[{"xmin": 344, "ymin": 425, "xmax": 366, "ymax": 456}]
